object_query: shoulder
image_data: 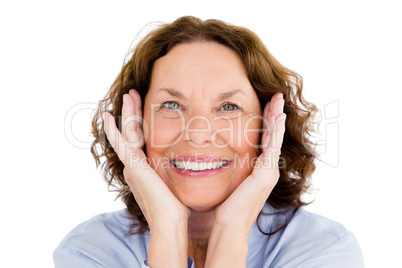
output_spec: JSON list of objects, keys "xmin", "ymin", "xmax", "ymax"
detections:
[
  {"xmin": 251, "ymin": 206, "xmax": 364, "ymax": 267},
  {"xmin": 287, "ymin": 208, "xmax": 364, "ymax": 267},
  {"xmin": 53, "ymin": 210, "xmax": 150, "ymax": 268},
  {"xmin": 287, "ymin": 207, "xmax": 351, "ymax": 239}
]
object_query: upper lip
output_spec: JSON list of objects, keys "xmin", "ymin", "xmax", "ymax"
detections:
[{"xmin": 172, "ymin": 155, "xmax": 230, "ymax": 163}]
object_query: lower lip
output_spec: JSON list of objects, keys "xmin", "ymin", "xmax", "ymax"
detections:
[{"xmin": 170, "ymin": 162, "xmax": 231, "ymax": 177}]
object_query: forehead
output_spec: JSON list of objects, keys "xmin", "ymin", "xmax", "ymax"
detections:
[
  {"xmin": 155, "ymin": 41, "xmax": 245, "ymax": 70},
  {"xmin": 148, "ymin": 42, "xmax": 255, "ymax": 98}
]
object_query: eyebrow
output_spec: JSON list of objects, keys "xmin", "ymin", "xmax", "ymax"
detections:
[
  {"xmin": 157, "ymin": 88, "xmax": 248, "ymax": 100},
  {"xmin": 217, "ymin": 89, "xmax": 248, "ymax": 100},
  {"xmin": 157, "ymin": 88, "xmax": 186, "ymax": 99}
]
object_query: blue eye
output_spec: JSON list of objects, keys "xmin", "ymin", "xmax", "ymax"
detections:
[
  {"xmin": 162, "ymin": 101, "xmax": 181, "ymax": 110},
  {"xmin": 221, "ymin": 103, "xmax": 240, "ymax": 111}
]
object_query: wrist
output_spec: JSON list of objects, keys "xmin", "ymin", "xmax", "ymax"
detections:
[
  {"xmin": 148, "ymin": 222, "xmax": 188, "ymax": 268},
  {"xmin": 205, "ymin": 224, "xmax": 249, "ymax": 268},
  {"xmin": 211, "ymin": 216, "xmax": 252, "ymax": 237},
  {"xmin": 149, "ymin": 220, "xmax": 188, "ymax": 253},
  {"xmin": 209, "ymin": 223, "xmax": 249, "ymax": 246}
]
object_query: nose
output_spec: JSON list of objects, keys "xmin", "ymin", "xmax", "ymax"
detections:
[{"xmin": 185, "ymin": 114, "xmax": 213, "ymax": 148}]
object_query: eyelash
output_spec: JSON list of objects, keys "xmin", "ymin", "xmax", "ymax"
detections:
[
  {"xmin": 220, "ymin": 102, "xmax": 241, "ymax": 111},
  {"xmin": 160, "ymin": 101, "xmax": 242, "ymax": 111},
  {"xmin": 161, "ymin": 101, "xmax": 181, "ymax": 110}
]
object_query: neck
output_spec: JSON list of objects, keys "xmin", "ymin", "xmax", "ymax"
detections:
[
  {"xmin": 188, "ymin": 208, "xmax": 215, "ymax": 240},
  {"xmin": 187, "ymin": 208, "xmax": 215, "ymax": 266}
]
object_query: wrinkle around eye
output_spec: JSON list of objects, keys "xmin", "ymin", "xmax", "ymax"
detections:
[{"xmin": 156, "ymin": 101, "xmax": 186, "ymax": 117}]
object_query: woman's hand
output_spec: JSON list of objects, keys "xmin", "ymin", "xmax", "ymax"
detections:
[
  {"xmin": 205, "ymin": 93, "xmax": 286, "ymax": 267},
  {"xmin": 103, "ymin": 89, "xmax": 189, "ymax": 268}
]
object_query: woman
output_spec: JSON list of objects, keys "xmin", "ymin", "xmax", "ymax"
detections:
[{"xmin": 54, "ymin": 16, "xmax": 364, "ymax": 267}]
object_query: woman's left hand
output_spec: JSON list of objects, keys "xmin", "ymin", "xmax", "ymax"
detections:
[{"xmin": 205, "ymin": 93, "xmax": 286, "ymax": 267}]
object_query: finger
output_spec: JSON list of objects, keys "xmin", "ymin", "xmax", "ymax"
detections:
[
  {"xmin": 264, "ymin": 113, "xmax": 286, "ymax": 160},
  {"xmin": 104, "ymin": 112, "xmax": 149, "ymax": 175},
  {"xmin": 268, "ymin": 93, "xmax": 283, "ymax": 117},
  {"xmin": 260, "ymin": 102, "xmax": 270, "ymax": 150},
  {"xmin": 121, "ymin": 94, "xmax": 129, "ymax": 138},
  {"xmin": 261, "ymin": 115, "xmax": 275, "ymax": 150},
  {"xmin": 121, "ymin": 93, "xmax": 143, "ymax": 148},
  {"xmin": 129, "ymin": 89, "xmax": 143, "ymax": 118},
  {"xmin": 265, "ymin": 97, "xmax": 284, "ymax": 143},
  {"xmin": 261, "ymin": 95, "xmax": 284, "ymax": 150},
  {"xmin": 103, "ymin": 112, "xmax": 130, "ymax": 163},
  {"xmin": 129, "ymin": 89, "xmax": 145, "ymax": 146},
  {"xmin": 262, "ymin": 101, "xmax": 269, "ymax": 131},
  {"xmin": 254, "ymin": 113, "xmax": 286, "ymax": 175},
  {"xmin": 263, "ymin": 93, "xmax": 283, "ymax": 142},
  {"xmin": 270, "ymin": 97, "xmax": 284, "ymax": 119}
]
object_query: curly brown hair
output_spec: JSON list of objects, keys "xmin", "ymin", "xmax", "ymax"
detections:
[{"xmin": 91, "ymin": 16, "xmax": 318, "ymax": 235}]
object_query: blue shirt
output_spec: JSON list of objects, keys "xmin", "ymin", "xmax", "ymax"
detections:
[{"xmin": 54, "ymin": 204, "xmax": 364, "ymax": 267}]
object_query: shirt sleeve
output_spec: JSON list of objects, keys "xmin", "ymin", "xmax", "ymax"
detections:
[
  {"xmin": 53, "ymin": 248, "xmax": 106, "ymax": 268},
  {"xmin": 54, "ymin": 247, "xmax": 195, "ymax": 268},
  {"xmin": 143, "ymin": 257, "xmax": 195, "ymax": 268},
  {"xmin": 300, "ymin": 232, "xmax": 365, "ymax": 268}
]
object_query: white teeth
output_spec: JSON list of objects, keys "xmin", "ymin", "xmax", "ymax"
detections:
[{"xmin": 173, "ymin": 160, "xmax": 228, "ymax": 171}]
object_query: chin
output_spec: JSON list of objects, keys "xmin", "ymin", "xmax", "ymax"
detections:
[{"xmin": 174, "ymin": 186, "xmax": 232, "ymax": 213}]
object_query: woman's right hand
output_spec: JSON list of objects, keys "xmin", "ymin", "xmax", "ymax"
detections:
[{"xmin": 103, "ymin": 89, "xmax": 189, "ymax": 267}]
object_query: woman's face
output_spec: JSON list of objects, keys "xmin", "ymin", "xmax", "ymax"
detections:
[{"xmin": 143, "ymin": 42, "xmax": 262, "ymax": 212}]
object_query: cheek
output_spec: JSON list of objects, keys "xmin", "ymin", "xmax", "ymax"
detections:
[
  {"xmin": 243, "ymin": 117, "xmax": 262, "ymax": 151},
  {"xmin": 144, "ymin": 116, "xmax": 183, "ymax": 148},
  {"xmin": 231, "ymin": 117, "xmax": 261, "ymax": 176},
  {"xmin": 210, "ymin": 118, "xmax": 234, "ymax": 147},
  {"xmin": 214, "ymin": 116, "xmax": 261, "ymax": 153}
]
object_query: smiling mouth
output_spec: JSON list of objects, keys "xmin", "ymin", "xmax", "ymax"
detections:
[{"xmin": 172, "ymin": 160, "xmax": 230, "ymax": 171}]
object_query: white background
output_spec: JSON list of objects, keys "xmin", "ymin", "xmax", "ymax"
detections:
[{"xmin": 1, "ymin": 0, "xmax": 401, "ymax": 267}]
